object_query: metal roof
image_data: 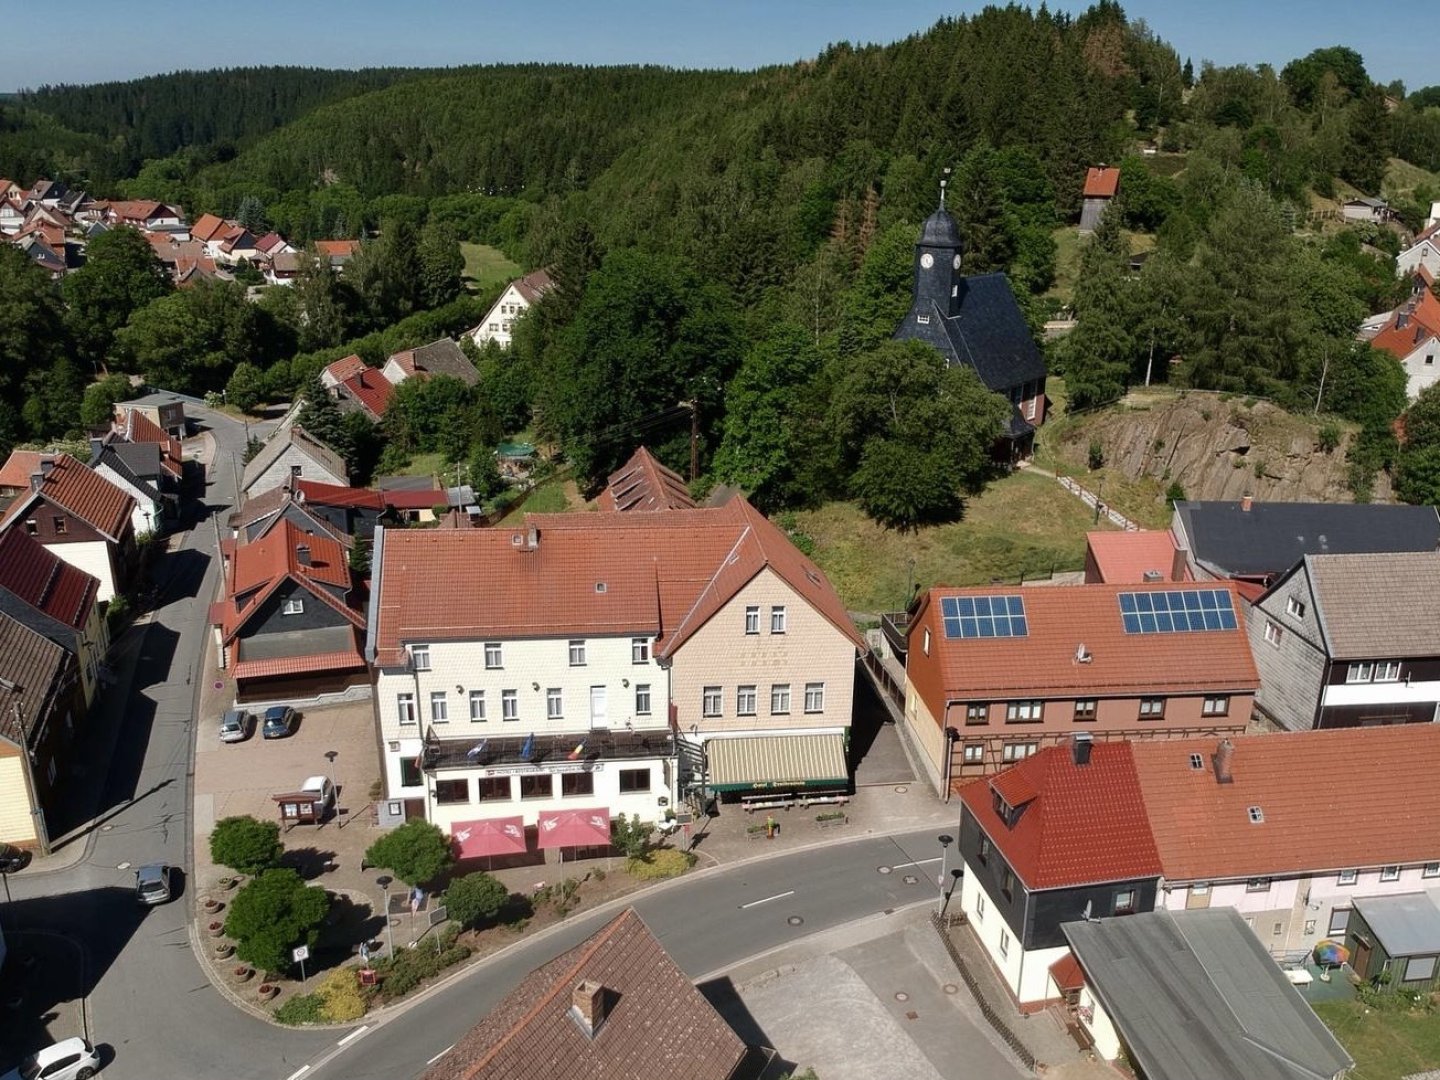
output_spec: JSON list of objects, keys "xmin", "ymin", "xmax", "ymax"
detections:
[
  {"xmin": 706, "ymin": 733, "xmax": 848, "ymax": 792},
  {"xmin": 1353, "ymin": 891, "xmax": 1440, "ymax": 957}
]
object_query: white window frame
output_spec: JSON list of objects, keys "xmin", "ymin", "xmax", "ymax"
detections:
[
  {"xmin": 1405, "ymin": 955, "xmax": 1437, "ymax": 982},
  {"xmin": 737, "ymin": 685, "xmax": 757, "ymax": 716},
  {"xmin": 1424, "ymin": 863, "xmax": 1440, "ymax": 879},
  {"xmin": 484, "ymin": 642, "xmax": 502, "ymax": 669},
  {"xmin": 396, "ymin": 692, "xmax": 416, "ymax": 726},
  {"xmin": 1329, "ymin": 907, "xmax": 1351, "ymax": 935},
  {"xmin": 1347, "ymin": 662, "xmax": 1374, "ymax": 684},
  {"xmin": 546, "ymin": 687, "xmax": 563, "ymax": 720},
  {"xmin": 282, "ymin": 597, "xmax": 305, "ymax": 616},
  {"xmin": 631, "ymin": 637, "xmax": 650, "ymax": 664},
  {"xmin": 1006, "ymin": 700, "xmax": 1043, "ymax": 722},
  {"xmin": 771, "ymin": 684, "xmax": 791, "ymax": 715},
  {"xmin": 501, "ymin": 689, "xmax": 518, "ymax": 721},
  {"xmin": 410, "ymin": 643, "xmax": 430, "ymax": 671},
  {"xmin": 702, "ymin": 686, "xmax": 722, "ymax": 718},
  {"xmin": 1286, "ymin": 597, "xmax": 1306, "ymax": 619},
  {"xmin": 568, "ymin": 639, "xmax": 586, "ymax": 667},
  {"xmin": 804, "ymin": 682, "xmax": 825, "ymax": 714},
  {"xmin": 468, "ymin": 690, "xmax": 486, "ymax": 722},
  {"xmin": 744, "ymin": 606, "xmax": 760, "ymax": 635},
  {"xmin": 1246, "ymin": 878, "xmax": 1272, "ymax": 893},
  {"xmin": 1375, "ymin": 660, "xmax": 1401, "ymax": 682},
  {"xmin": 1381, "ymin": 865, "xmax": 1401, "ymax": 882},
  {"xmin": 922, "ymin": 627, "xmax": 931, "ymax": 655},
  {"xmin": 430, "ymin": 691, "xmax": 448, "ymax": 723},
  {"xmin": 1114, "ymin": 888, "xmax": 1137, "ymax": 915},
  {"xmin": 975, "ymin": 892, "xmax": 985, "ymax": 921},
  {"xmin": 1202, "ymin": 695, "xmax": 1230, "ymax": 717},
  {"xmin": 770, "ymin": 606, "xmax": 787, "ymax": 634},
  {"xmin": 635, "ymin": 683, "xmax": 652, "ymax": 716},
  {"xmin": 1264, "ymin": 621, "xmax": 1283, "ymax": 647},
  {"xmin": 1337, "ymin": 868, "xmax": 1358, "ymax": 885}
]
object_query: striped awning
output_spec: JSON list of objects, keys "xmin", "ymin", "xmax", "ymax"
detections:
[{"xmin": 707, "ymin": 733, "xmax": 848, "ymax": 792}]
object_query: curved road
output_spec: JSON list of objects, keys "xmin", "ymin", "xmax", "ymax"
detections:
[{"xmin": 7, "ymin": 404, "xmax": 958, "ymax": 1080}]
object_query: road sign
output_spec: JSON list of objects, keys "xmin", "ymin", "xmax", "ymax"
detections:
[{"xmin": 292, "ymin": 945, "xmax": 309, "ymax": 963}]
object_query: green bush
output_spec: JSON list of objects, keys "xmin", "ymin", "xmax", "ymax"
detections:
[
  {"xmin": 1165, "ymin": 481, "xmax": 1186, "ymax": 507},
  {"xmin": 1317, "ymin": 422, "xmax": 1342, "ymax": 453},
  {"xmin": 273, "ymin": 992, "xmax": 326, "ymax": 1025},
  {"xmin": 317, "ymin": 968, "xmax": 367, "ymax": 1022},
  {"xmin": 1087, "ymin": 439, "xmax": 1105, "ymax": 470},
  {"xmin": 625, "ymin": 849, "xmax": 696, "ymax": 881},
  {"xmin": 210, "ymin": 816, "xmax": 284, "ymax": 875},
  {"xmin": 373, "ymin": 926, "xmax": 471, "ymax": 1001},
  {"xmin": 364, "ymin": 819, "xmax": 453, "ymax": 887},
  {"xmin": 444, "ymin": 872, "xmax": 509, "ymax": 929}
]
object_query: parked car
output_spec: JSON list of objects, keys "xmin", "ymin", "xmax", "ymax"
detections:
[
  {"xmin": 299, "ymin": 776, "xmax": 336, "ymax": 813},
  {"xmin": 0, "ymin": 843, "xmax": 32, "ymax": 875},
  {"xmin": 135, "ymin": 863, "xmax": 174, "ymax": 905},
  {"xmin": 219, "ymin": 709, "xmax": 253, "ymax": 743},
  {"xmin": 0, "ymin": 1036, "xmax": 101, "ymax": 1080},
  {"xmin": 261, "ymin": 706, "xmax": 298, "ymax": 739}
]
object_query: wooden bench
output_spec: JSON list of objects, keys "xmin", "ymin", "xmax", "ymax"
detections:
[{"xmin": 742, "ymin": 797, "xmax": 793, "ymax": 813}]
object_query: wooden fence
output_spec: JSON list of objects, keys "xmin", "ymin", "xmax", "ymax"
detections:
[{"xmin": 928, "ymin": 912, "xmax": 1039, "ymax": 1072}]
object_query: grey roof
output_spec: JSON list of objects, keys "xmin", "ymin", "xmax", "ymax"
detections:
[
  {"xmin": 0, "ymin": 610, "xmax": 72, "ymax": 748},
  {"xmin": 918, "ymin": 207, "xmax": 964, "ymax": 248},
  {"xmin": 1353, "ymin": 891, "xmax": 1440, "ymax": 957},
  {"xmin": 92, "ymin": 448, "xmax": 162, "ymax": 506},
  {"xmin": 893, "ymin": 275, "xmax": 1047, "ymax": 396},
  {"xmin": 1064, "ymin": 908, "xmax": 1353, "ymax": 1080},
  {"xmin": 1175, "ymin": 500, "xmax": 1440, "ymax": 579},
  {"xmin": 0, "ymin": 587, "xmax": 81, "ymax": 656},
  {"xmin": 410, "ymin": 338, "xmax": 478, "ymax": 386},
  {"xmin": 242, "ymin": 426, "xmax": 347, "ymax": 492},
  {"xmin": 116, "ymin": 392, "xmax": 186, "ymax": 410},
  {"xmin": 1304, "ymin": 551, "xmax": 1440, "ymax": 659},
  {"xmin": 104, "ymin": 440, "xmax": 163, "ymax": 482}
]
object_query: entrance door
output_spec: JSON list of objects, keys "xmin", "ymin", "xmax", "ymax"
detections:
[
  {"xmin": 590, "ymin": 686, "xmax": 608, "ymax": 729},
  {"xmin": 1353, "ymin": 937, "xmax": 1373, "ymax": 979}
]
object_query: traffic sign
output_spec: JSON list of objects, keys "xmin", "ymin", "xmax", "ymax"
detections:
[{"xmin": 292, "ymin": 944, "xmax": 309, "ymax": 963}]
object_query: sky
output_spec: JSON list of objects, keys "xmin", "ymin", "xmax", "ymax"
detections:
[{"xmin": 5, "ymin": 0, "xmax": 1432, "ymax": 94}]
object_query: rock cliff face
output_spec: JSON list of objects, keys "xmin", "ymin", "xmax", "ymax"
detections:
[{"xmin": 1046, "ymin": 391, "xmax": 1392, "ymax": 503}]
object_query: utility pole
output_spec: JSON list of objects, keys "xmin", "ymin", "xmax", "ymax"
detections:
[
  {"xmin": 684, "ymin": 400, "xmax": 699, "ymax": 481},
  {"xmin": 1314, "ymin": 346, "xmax": 1329, "ymax": 417}
]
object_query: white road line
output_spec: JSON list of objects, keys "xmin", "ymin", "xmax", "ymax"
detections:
[
  {"xmin": 426, "ymin": 1044, "xmax": 456, "ymax": 1066},
  {"xmin": 889, "ymin": 858, "xmax": 942, "ymax": 870},
  {"xmin": 740, "ymin": 890, "xmax": 796, "ymax": 909},
  {"xmin": 336, "ymin": 1025, "xmax": 370, "ymax": 1046},
  {"xmin": 285, "ymin": 1067, "xmax": 311, "ymax": 1080}
]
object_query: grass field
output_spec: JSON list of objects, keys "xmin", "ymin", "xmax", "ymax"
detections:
[
  {"xmin": 791, "ymin": 469, "xmax": 1108, "ymax": 614},
  {"xmin": 1046, "ymin": 226, "xmax": 1156, "ymax": 305},
  {"xmin": 1386, "ymin": 156, "xmax": 1440, "ymax": 200},
  {"xmin": 392, "ymin": 452, "xmax": 445, "ymax": 479},
  {"xmin": 460, "ymin": 243, "xmax": 521, "ymax": 292},
  {"xmin": 1314, "ymin": 1000, "xmax": 1440, "ymax": 1080}
]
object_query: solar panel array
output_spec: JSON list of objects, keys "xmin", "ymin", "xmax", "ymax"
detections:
[
  {"xmin": 1118, "ymin": 589, "xmax": 1237, "ymax": 634},
  {"xmin": 940, "ymin": 595, "xmax": 1029, "ymax": 639}
]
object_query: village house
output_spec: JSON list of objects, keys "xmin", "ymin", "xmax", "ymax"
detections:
[
  {"xmin": 87, "ymin": 442, "xmax": 165, "ymax": 538},
  {"xmin": 314, "ymin": 239, "xmax": 360, "ymax": 270},
  {"xmin": 1082, "ymin": 528, "xmax": 1190, "ymax": 585},
  {"xmin": 227, "ymin": 482, "xmax": 354, "ymax": 547},
  {"xmin": 596, "ymin": 446, "xmax": 696, "ymax": 512},
  {"xmin": 467, "ymin": 268, "xmax": 555, "ymax": 349},
  {"xmin": 1396, "ymin": 222, "xmax": 1440, "ymax": 281},
  {"xmin": 113, "ymin": 405, "xmax": 186, "ymax": 489},
  {"xmin": 115, "ymin": 392, "xmax": 186, "ymax": 438},
  {"xmin": 1341, "ymin": 195, "xmax": 1391, "ymax": 223},
  {"xmin": 240, "ymin": 425, "xmax": 349, "ymax": 499},
  {"xmin": 1369, "ymin": 286, "xmax": 1440, "ymax": 400},
  {"xmin": 1078, "ymin": 165, "xmax": 1120, "ymax": 233},
  {"xmin": 901, "ymin": 581, "xmax": 1259, "ymax": 793},
  {"xmin": 104, "ymin": 199, "xmax": 186, "ymax": 233},
  {"xmin": 380, "ymin": 338, "xmax": 478, "ymax": 388}
]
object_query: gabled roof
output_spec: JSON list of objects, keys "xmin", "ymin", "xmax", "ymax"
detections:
[
  {"xmin": 216, "ymin": 519, "xmax": 359, "ymax": 642},
  {"xmin": 190, "ymin": 213, "xmax": 228, "ymax": 243},
  {"xmin": 417, "ymin": 908, "xmax": 745, "ymax": 1080},
  {"xmin": 513, "ymin": 267, "xmax": 555, "ymax": 304},
  {"xmin": 1132, "ymin": 726, "xmax": 1440, "ymax": 881},
  {"xmin": 371, "ymin": 496, "xmax": 862, "ymax": 666},
  {"xmin": 228, "ymin": 485, "xmax": 351, "ymax": 545},
  {"xmin": 293, "ymin": 479, "xmax": 385, "ymax": 511},
  {"xmin": 0, "ymin": 450, "xmax": 44, "ymax": 490},
  {"xmin": 253, "ymin": 232, "xmax": 287, "ymax": 255},
  {"xmin": 115, "ymin": 407, "xmax": 183, "ymax": 477},
  {"xmin": 322, "ymin": 354, "xmax": 368, "ymax": 385},
  {"xmin": 91, "ymin": 446, "xmax": 162, "ymax": 507},
  {"xmin": 1371, "ymin": 287, "xmax": 1440, "ymax": 361},
  {"xmin": 1082, "ymin": 166, "xmax": 1120, "ymax": 198},
  {"xmin": 960, "ymin": 741, "xmax": 1162, "ymax": 889},
  {"xmin": 1064, "ymin": 909, "xmax": 1352, "ymax": 1080},
  {"xmin": 107, "ymin": 199, "xmax": 181, "ymax": 223},
  {"xmin": 0, "ymin": 529, "xmax": 99, "ymax": 632},
  {"xmin": 1284, "ymin": 550, "xmax": 1440, "ymax": 659},
  {"xmin": 387, "ymin": 338, "xmax": 478, "ymax": 386},
  {"xmin": 597, "ymin": 446, "xmax": 696, "ymax": 513},
  {"xmin": 0, "ymin": 453, "xmax": 135, "ymax": 540},
  {"xmin": 315, "ymin": 239, "xmax": 359, "ymax": 261},
  {"xmin": 0, "ymin": 610, "xmax": 72, "ymax": 749},
  {"xmin": 1173, "ymin": 499, "xmax": 1440, "ymax": 580},
  {"xmin": 339, "ymin": 367, "xmax": 395, "ymax": 420},
  {"xmin": 912, "ymin": 581, "xmax": 1258, "ymax": 700},
  {"xmin": 241, "ymin": 425, "xmax": 347, "ymax": 492},
  {"xmin": 1084, "ymin": 529, "xmax": 1188, "ymax": 584}
]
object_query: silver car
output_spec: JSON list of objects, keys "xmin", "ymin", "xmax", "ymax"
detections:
[
  {"xmin": 135, "ymin": 864, "xmax": 174, "ymax": 905},
  {"xmin": 219, "ymin": 709, "xmax": 253, "ymax": 743}
]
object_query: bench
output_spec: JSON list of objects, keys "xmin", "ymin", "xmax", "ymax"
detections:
[
  {"xmin": 798, "ymin": 794, "xmax": 849, "ymax": 808},
  {"xmin": 742, "ymin": 798, "xmax": 793, "ymax": 813}
]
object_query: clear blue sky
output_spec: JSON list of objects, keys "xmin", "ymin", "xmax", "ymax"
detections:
[{"xmin": 7, "ymin": 0, "xmax": 1430, "ymax": 94}]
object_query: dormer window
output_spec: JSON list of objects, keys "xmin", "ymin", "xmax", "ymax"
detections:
[
  {"xmin": 916, "ymin": 314, "xmax": 930, "ymax": 325},
  {"xmin": 1247, "ymin": 806, "xmax": 1265, "ymax": 823}
]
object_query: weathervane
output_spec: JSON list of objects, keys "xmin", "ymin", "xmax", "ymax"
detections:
[{"xmin": 940, "ymin": 166, "xmax": 952, "ymax": 210}]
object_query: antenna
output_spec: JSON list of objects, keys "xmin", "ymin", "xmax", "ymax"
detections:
[
  {"xmin": 1082, "ymin": 899, "xmax": 1094, "ymax": 921},
  {"xmin": 940, "ymin": 167, "xmax": 952, "ymax": 211}
]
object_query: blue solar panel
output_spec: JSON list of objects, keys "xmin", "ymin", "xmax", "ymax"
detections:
[
  {"xmin": 940, "ymin": 595, "xmax": 1028, "ymax": 639},
  {"xmin": 1117, "ymin": 589, "xmax": 1237, "ymax": 634}
]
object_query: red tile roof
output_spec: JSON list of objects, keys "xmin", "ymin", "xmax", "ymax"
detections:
[
  {"xmin": 315, "ymin": 239, "xmax": 359, "ymax": 258},
  {"xmin": 1049, "ymin": 952, "xmax": 1085, "ymax": 992},
  {"xmin": 1132, "ymin": 726, "xmax": 1440, "ymax": 882},
  {"xmin": 1371, "ymin": 288, "xmax": 1440, "ymax": 361},
  {"xmin": 912, "ymin": 582, "xmax": 1259, "ymax": 700},
  {"xmin": 340, "ymin": 367, "xmax": 395, "ymax": 419},
  {"xmin": 254, "ymin": 232, "xmax": 287, "ymax": 255},
  {"xmin": 418, "ymin": 908, "xmax": 745, "ymax": 1080},
  {"xmin": 960, "ymin": 741, "xmax": 1162, "ymax": 889},
  {"xmin": 0, "ymin": 453, "xmax": 135, "ymax": 539},
  {"xmin": 116, "ymin": 408, "xmax": 183, "ymax": 477},
  {"xmin": 1085, "ymin": 530, "xmax": 1187, "ymax": 584},
  {"xmin": 0, "ymin": 450, "xmax": 44, "ymax": 491},
  {"xmin": 374, "ymin": 496, "xmax": 862, "ymax": 666},
  {"xmin": 191, "ymin": 213, "xmax": 227, "ymax": 243},
  {"xmin": 597, "ymin": 446, "xmax": 696, "ymax": 513},
  {"xmin": 216, "ymin": 520, "xmax": 360, "ymax": 641},
  {"xmin": 0, "ymin": 529, "xmax": 99, "ymax": 631},
  {"xmin": 1083, "ymin": 167, "xmax": 1121, "ymax": 199},
  {"xmin": 232, "ymin": 646, "xmax": 365, "ymax": 680},
  {"xmin": 322, "ymin": 354, "xmax": 368, "ymax": 385},
  {"xmin": 293, "ymin": 479, "xmax": 386, "ymax": 510}
]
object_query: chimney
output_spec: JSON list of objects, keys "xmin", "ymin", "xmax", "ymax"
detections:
[
  {"xmin": 296, "ymin": 544, "xmax": 311, "ymax": 567},
  {"xmin": 1171, "ymin": 544, "xmax": 1189, "ymax": 582},
  {"xmin": 1240, "ymin": 494, "xmax": 1252, "ymax": 513},
  {"xmin": 571, "ymin": 980, "xmax": 608, "ymax": 1037},
  {"xmin": 526, "ymin": 524, "xmax": 539, "ymax": 550},
  {"xmin": 1213, "ymin": 738, "xmax": 1234, "ymax": 784},
  {"xmin": 1071, "ymin": 732, "xmax": 1094, "ymax": 766},
  {"xmin": 1142, "ymin": 569, "xmax": 1163, "ymax": 583}
]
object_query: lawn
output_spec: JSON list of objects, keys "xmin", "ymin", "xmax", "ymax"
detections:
[
  {"xmin": 391, "ymin": 452, "xmax": 445, "ymax": 479},
  {"xmin": 1386, "ymin": 156, "xmax": 1440, "ymax": 200},
  {"xmin": 460, "ymin": 242, "xmax": 521, "ymax": 292},
  {"xmin": 791, "ymin": 469, "xmax": 1109, "ymax": 614},
  {"xmin": 1314, "ymin": 1000, "xmax": 1440, "ymax": 1080},
  {"xmin": 1046, "ymin": 226, "xmax": 1156, "ymax": 306}
]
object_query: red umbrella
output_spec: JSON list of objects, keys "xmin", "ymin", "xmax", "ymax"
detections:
[
  {"xmin": 536, "ymin": 808, "xmax": 611, "ymax": 849},
  {"xmin": 450, "ymin": 816, "xmax": 527, "ymax": 859}
]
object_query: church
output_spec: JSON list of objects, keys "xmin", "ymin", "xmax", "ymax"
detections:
[{"xmin": 891, "ymin": 190, "xmax": 1047, "ymax": 459}]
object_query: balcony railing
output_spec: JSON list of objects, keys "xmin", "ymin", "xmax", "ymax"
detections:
[{"xmin": 422, "ymin": 727, "xmax": 674, "ymax": 772}]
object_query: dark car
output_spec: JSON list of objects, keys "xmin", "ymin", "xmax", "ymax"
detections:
[
  {"xmin": 135, "ymin": 863, "xmax": 175, "ymax": 905},
  {"xmin": 261, "ymin": 705, "xmax": 298, "ymax": 739},
  {"xmin": 0, "ymin": 843, "xmax": 32, "ymax": 875}
]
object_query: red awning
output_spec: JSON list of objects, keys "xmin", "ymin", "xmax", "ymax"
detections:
[
  {"xmin": 536, "ymin": 808, "xmax": 611, "ymax": 849},
  {"xmin": 450, "ymin": 816, "xmax": 527, "ymax": 859}
]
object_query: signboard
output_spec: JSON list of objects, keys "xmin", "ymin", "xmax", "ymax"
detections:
[
  {"xmin": 428, "ymin": 905, "xmax": 448, "ymax": 928},
  {"xmin": 484, "ymin": 761, "xmax": 603, "ymax": 777},
  {"xmin": 292, "ymin": 945, "xmax": 309, "ymax": 963}
]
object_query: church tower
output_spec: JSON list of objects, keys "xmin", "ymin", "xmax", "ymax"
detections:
[{"xmin": 911, "ymin": 174, "xmax": 965, "ymax": 318}]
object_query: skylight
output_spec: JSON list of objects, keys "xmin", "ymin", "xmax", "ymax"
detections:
[
  {"xmin": 941, "ymin": 595, "xmax": 1028, "ymax": 639},
  {"xmin": 1189, "ymin": 753, "xmax": 1204, "ymax": 771},
  {"xmin": 1247, "ymin": 806, "xmax": 1264, "ymax": 824},
  {"xmin": 1118, "ymin": 589, "xmax": 1238, "ymax": 634}
]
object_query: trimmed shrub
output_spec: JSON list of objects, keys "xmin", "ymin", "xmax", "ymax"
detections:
[
  {"xmin": 445, "ymin": 872, "xmax": 509, "ymax": 929},
  {"xmin": 210, "ymin": 816, "xmax": 284, "ymax": 875},
  {"xmin": 625, "ymin": 849, "xmax": 696, "ymax": 881},
  {"xmin": 273, "ymin": 992, "xmax": 325, "ymax": 1025},
  {"xmin": 317, "ymin": 968, "xmax": 366, "ymax": 1022}
]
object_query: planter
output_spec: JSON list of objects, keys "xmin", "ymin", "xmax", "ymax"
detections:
[
  {"xmin": 218, "ymin": 876, "xmax": 239, "ymax": 891},
  {"xmin": 206, "ymin": 921, "xmax": 225, "ymax": 937},
  {"xmin": 256, "ymin": 983, "xmax": 278, "ymax": 1001},
  {"xmin": 203, "ymin": 897, "xmax": 224, "ymax": 913},
  {"xmin": 213, "ymin": 942, "xmax": 234, "ymax": 960},
  {"xmin": 233, "ymin": 965, "xmax": 253, "ymax": 982}
]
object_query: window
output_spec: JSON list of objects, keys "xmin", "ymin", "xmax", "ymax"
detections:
[
  {"xmin": 561, "ymin": 773, "xmax": 595, "ymax": 798},
  {"xmin": 619, "ymin": 768, "xmax": 650, "ymax": 793},
  {"xmin": 1337, "ymin": 868, "xmax": 1358, "ymax": 885},
  {"xmin": 1286, "ymin": 597, "xmax": 1306, "ymax": 619},
  {"xmin": 1425, "ymin": 863, "xmax": 1440, "ymax": 878},
  {"xmin": 520, "ymin": 774, "xmax": 552, "ymax": 800},
  {"xmin": 1001, "ymin": 868, "xmax": 1015, "ymax": 901},
  {"xmin": 282, "ymin": 597, "xmax": 305, "ymax": 615},
  {"xmin": 978, "ymin": 835, "xmax": 992, "ymax": 864},
  {"xmin": 476, "ymin": 776, "xmax": 510, "ymax": 801},
  {"xmin": 804, "ymin": 682, "xmax": 825, "ymax": 713},
  {"xmin": 1189, "ymin": 753, "xmax": 1205, "ymax": 770},
  {"xmin": 1304, "ymin": 919, "xmax": 1316, "ymax": 936},
  {"xmin": 1114, "ymin": 888, "xmax": 1137, "ymax": 915},
  {"xmin": 702, "ymin": 686, "xmax": 722, "ymax": 718},
  {"xmin": 1347, "ymin": 662, "xmax": 1374, "ymax": 683},
  {"xmin": 770, "ymin": 684, "xmax": 791, "ymax": 715},
  {"xmin": 1405, "ymin": 956, "xmax": 1437, "ymax": 982},
  {"xmin": 1329, "ymin": 908, "xmax": 1351, "ymax": 935},
  {"xmin": 1246, "ymin": 878, "xmax": 1272, "ymax": 893},
  {"xmin": 430, "ymin": 691, "xmax": 448, "ymax": 723},
  {"xmin": 923, "ymin": 628, "xmax": 931, "ymax": 655},
  {"xmin": 631, "ymin": 637, "xmax": 650, "ymax": 663},
  {"xmin": 400, "ymin": 756, "xmax": 422, "ymax": 787},
  {"xmin": 24, "ymin": 520, "xmax": 36, "ymax": 535},
  {"xmin": 1247, "ymin": 806, "xmax": 1265, "ymax": 823},
  {"xmin": 1191, "ymin": 882, "xmax": 1211, "ymax": 896},
  {"xmin": 963, "ymin": 744, "xmax": 984, "ymax": 764},
  {"xmin": 1381, "ymin": 865, "xmax": 1401, "ymax": 882},
  {"xmin": 501, "ymin": 689, "xmax": 518, "ymax": 721},
  {"xmin": 410, "ymin": 644, "xmax": 431, "ymax": 671},
  {"xmin": 1026, "ymin": 398, "xmax": 1037, "ymax": 421},
  {"xmin": 635, "ymin": 683, "xmax": 652, "ymax": 715},
  {"xmin": 290, "ymin": 464, "xmax": 302, "ymax": 477},
  {"xmin": 1272, "ymin": 921, "xmax": 1284, "ymax": 937},
  {"xmin": 771, "ymin": 606, "xmax": 787, "ymax": 634},
  {"xmin": 1202, "ymin": 696, "xmax": 1230, "ymax": 717},
  {"xmin": 568, "ymin": 640, "xmax": 586, "ymax": 666},
  {"xmin": 1264, "ymin": 620, "xmax": 1283, "ymax": 647},
  {"xmin": 1006, "ymin": 700, "xmax": 1043, "ymax": 723},
  {"xmin": 468, "ymin": 690, "xmax": 486, "ymax": 722},
  {"xmin": 965, "ymin": 703, "xmax": 988, "ymax": 725},
  {"xmin": 975, "ymin": 892, "xmax": 985, "ymax": 920},
  {"xmin": 434, "ymin": 779, "xmax": 468, "ymax": 804},
  {"xmin": 999, "ymin": 929, "xmax": 1010, "ymax": 959},
  {"xmin": 396, "ymin": 693, "xmax": 416, "ymax": 726},
  {"xmin": 484, "ymin": 642, "xmax": 502, "ymax": 669},
  {"xmin": 1139, "ymin": 697, "xmax": 1166, "ymax": 719},
  {"xmin": 1375, "ymin": 660, "xmax": 1401, "ymax": 682},
  {"xmin": 1073, "ymin": 700, "xmax": 1097, "ymax": 721},
  {"xmin": 916, "ymin": 313, "xmax": 930, "ymax": 325},
  {"xmin": 737, "ymin": 685, "xmax": 757, "ymax": 716},
  {"xmin": 1002, "ymin": 742, "xmax": 1037, "ymax": 762},
  {"xmin": 744, "ymin": 606, "xmax": 760, "ymax": 634},
  {"xmin": 547, "ymin": 688, "xmax": 563, "ymax": 720}
]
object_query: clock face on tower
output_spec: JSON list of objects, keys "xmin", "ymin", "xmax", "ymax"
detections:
[{"xmin": 920, "ymin": 253, "xmax": 934, "ymax": 269}]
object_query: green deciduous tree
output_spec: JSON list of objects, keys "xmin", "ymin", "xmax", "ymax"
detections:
[
  {"xmin": 417, "ymin": 223, "xmax": 465, "ymax": 310},
  {"xmin": 225, "ymin": 868, "xmax": 330, "ymax": 974},
  {"xmin": 62, "ymin": 227, "xmax": 172, "ymax": 370},
  {"xmin": 444, "ymin": 872, "xmax": 509, "ymax": 929},
  {"xmin": 80, "ymin": 373, "xmax": 133, "ymax": 429},
  {"xmin": 0, "ymin": 245, "xmax": 71, "ymax": 450},
  {"xmin": 209, "ymin": 815, "xmax": 284, "ymax": 875},
  {"xmin": 224, "ymin": 362, "xmax": 266, "ymax": 413},
  {"xmin": 364, "ymin": 820, "xmax": 453, "ymax": 887}
]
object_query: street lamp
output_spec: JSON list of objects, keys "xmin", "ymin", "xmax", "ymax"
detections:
[
  {"xmin": 937, "ymin": 834, "xmax": 954, "ymax": 915},
  {"xmin": 376, "ymin": 874, "xmax": 395, "ymax": 956},
  {"xmin": 324, "ymin": 750, "xmax": 338, "ymax": 798}
]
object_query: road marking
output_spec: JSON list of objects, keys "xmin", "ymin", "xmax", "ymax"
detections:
[
  {"xmin": 888, "ymin": 858, "xmax": 941, "ymax": 870},
  {"xmin": 285, "ymin": 1067, "xmax": 311, "ymax": 1080},
  {"xmin": 426, "ymin": 1044, "xmax": 455, "ymax": 1066},
  {"xmin": 336, "ymin": 1026, "xmax": 369, "ymax": 1046},
  {"xmin": 740, "ymin": 890, "xmax": 795, "ymax": 909}
]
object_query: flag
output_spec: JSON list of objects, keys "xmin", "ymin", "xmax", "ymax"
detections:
[
  {"xmin": 568, "ymin": 739, "xmax": 586, "ymax": 761},
  {"xmin": 519, "ymin": 733, "xmax": 535, "ymax": 761},
  {"xmin": 466, "ymin": 740, "xmax": 489, "ymax": 760}
]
